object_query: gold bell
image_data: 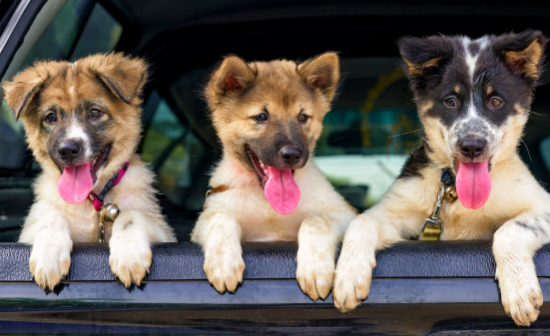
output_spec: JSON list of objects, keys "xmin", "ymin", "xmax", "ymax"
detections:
[
  {"xmin": 102, "ymin": 203, "xmax": 120, "ymax": 222},
  {"xmin": 444, "ymin": 186, "xmax": 458, "ymax": 203}
]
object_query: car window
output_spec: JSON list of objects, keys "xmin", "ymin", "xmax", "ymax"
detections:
[
  {"xmin": 316, "ymin": 57, "xmax": 419, "ymax": 209},
  {"xmin": 164, "ymin": 57, "xmax": 419, "ymax": 211},
  {"xmin": 70, "ymin": 3, "xmax": 123, "ymax": 61},
  {"xmin": 0, "ymin": 0, "xmax": 122, "ymax": 172},
  {"xmin": 161, "ymin": 55, "xmax": 550, "ymax": 212},
  {"xmin": 141, "ymin": 91, "xmax": 211, "ymax": 212}
]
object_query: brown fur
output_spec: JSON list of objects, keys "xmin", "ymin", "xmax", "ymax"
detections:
[
  {"xmin": 204, "ymin": 53, "xmax": 339, "ymax": 170},
  {"xmin": 503, "ymin": 40, "xmax": 544, "ymax": 79},
  {"xmin": 334, "ymin": 33, "xmax": 550, "ymax": 327},
  {"xmin": 192, "ymin": 53, "xmax": 356, "ymax": 300},
  {"xmin": 2, "ymin": 53, "xmax": 175, "ymax": 290}
]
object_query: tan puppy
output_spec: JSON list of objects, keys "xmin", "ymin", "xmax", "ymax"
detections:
[
  {"xmin": 333, "ymin": 31, "xmax": 549, "ymax": 326},
  {"xmin": 2, "ymin": 53, "xmax": 176, "ymax": 290},
  {"xmin": 191, "ymin": 53, "xmax": 356, "ymax": 300}
]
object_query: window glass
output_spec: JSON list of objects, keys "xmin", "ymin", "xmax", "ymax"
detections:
[
  {"xmin": 316, "ymin": 57, "xmax": 420, "ymax": 209},
  {"xmin": 18, "ymin": 0, "xmax": 92, "ymax": 70},
  {"xmin": 141, "ymin": 95, "xmax": 207, "ymax": 211},
  {"xmin": 540, "ymin": 137, "xmax": 550, "ymax": 171},
  {"xmin": 70, "ymin": 3, "xmax": 123, "ymax": 60},
  {"xmin": 163, "ymin": 58, "xmax": 419, "ymax": 212}
]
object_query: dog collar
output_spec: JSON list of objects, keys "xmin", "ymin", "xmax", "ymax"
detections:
[
  {"xmin": 205, "ymin": 185, "xmax": 229, "ymax": 198},
  {"xmin": 203, "ymin": 185, "xmax": 229, "ymax": 210},
  {"xmin": 88, "ymin": 162, "xmax": 129, "ymax": 211},
  {"xmin": 421, "ymin": 168, "xmax": 457, "ymax": 241}
]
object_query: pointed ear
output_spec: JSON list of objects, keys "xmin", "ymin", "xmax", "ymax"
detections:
[
  {"xmin": 398, "ymin": 35, "xmax": 454, "ymax": 90},
  {"xmin": 298, "ymin": 52, "xmax": 340, "ymax": 101},
  {"xmin": 206, "ymin": 55, "xmax": 255, "ymax": 99},
  {"xmin": 2, "ymin": 64, "xmax": 50, "ymax": 121},
  {"xmin": 494, "ymin": 30, "xmax": 548, "ymax": 82},
  {"xmin": 86, "ymin": 53, "xmax": 148, "ymax": 104}
]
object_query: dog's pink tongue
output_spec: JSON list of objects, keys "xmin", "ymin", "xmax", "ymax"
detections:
[
  {"xmin": 264, "ymin": 166, "xmax": 300, "ymax": 215},
  {"xmin": 57, "ymin": 162, "xmax": 93, "ymax": 204},
  {"xmin": 456, "ymin": 160, "xmax": 491, "ymax": 209}
]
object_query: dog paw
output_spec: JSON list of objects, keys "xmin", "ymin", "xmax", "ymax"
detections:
[
  {"xmin": 332, "ymin": 259, "xmax": 372, "ymax": 312},
  {"xmin": 497, "ymin": 267, "xmax": 543, "ymax": 326},
  {"xmin": 204, "ymin": 249, "xmax": 245, "ymax": 294},
  {"xmin": 29, "ymin": 238, "xmax": 72, "ymax": 291},
  {"xmin": 109, "ymin": 235, "xmax": 152, "ymax": 287},
  {"xmin": 296, "ymin": 249, "xmax": 335, "ymax": 301}
]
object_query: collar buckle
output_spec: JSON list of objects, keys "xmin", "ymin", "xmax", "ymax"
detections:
[
  {"xmin": 88, "ymin": 162, "xmax": 128, "ymax": 242},
  {"xmin": 421, "ymin": 168, "xmax": 456, "ymax": 241}
]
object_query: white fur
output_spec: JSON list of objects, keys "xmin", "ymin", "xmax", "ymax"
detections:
[
  {"xmin": 461, "ymin": 36, "xmax": 489, "ymax": 81},
  {"xmin": 20, "ymin": 155, "xmax": 176, "ymax": 290},
  {"xmin": 192, "ymin": 152, "xmax": 356, "ymax": 300},
  {"xmin": 334, "ymin": 145, "xmax": 550, "ymax": 326},
  {"xmin": 66, "ymin": 122, "xmax": 91, "ymax": 160},
  {"xmin": 462, "ymin": 37, "xmax": 478, "ymax": 80}
]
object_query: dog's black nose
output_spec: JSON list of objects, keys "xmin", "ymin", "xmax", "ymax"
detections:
[
  {"xmin": 58, "ymin": 140, "xmax": 82, "ymax": 160},
  {"xmin": 280, "ymin": 146, "xmax": 302, "ymax": 166},
  {"xmin": 459, "ymin": 137, "xmax": 487, "ymax": 160}
]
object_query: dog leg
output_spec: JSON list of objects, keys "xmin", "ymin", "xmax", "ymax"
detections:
[
  {"xmin": 19, "ymin": 205, "xmax": 73, "ymax": 291},
  {"xmin": 493, "ymin": 211, "xmax": 550, "ymax": 326},
  {"xmin": 109, "ymin": 210, "xmax": 154, "ymax": 287},
  {"xmin": 192, "ymin": 212, "xmax": 245, "ymax": 294},
  {"xmin": 297, "ymin": 213, "xmax": 346, "ymax": 301},
  {"xmin": 332, "ymin": 211, "xmax": 403, "ymax": 311}
]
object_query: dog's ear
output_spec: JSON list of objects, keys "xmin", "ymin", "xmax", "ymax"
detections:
[
  {"xmin": 398, "ymin": 35, "xmax": 454, "ymax": 90},
  {"xmin": 2, "ymin": 63, "xmax": 50, "ymax": 121},
  {"xmin": 298, "ymin": 52, "xmax": 340, "ymax": 101},
  {"xmin": 87, "ymin": 53, "xmax": 148, "ymax": 104},
  {"xmin": 207, "ymin": 55, "xmax": 255, "ymax": 98},
  {"xmin": 493, "ymin": 30, "xmax": 548, "ymax": 83}
]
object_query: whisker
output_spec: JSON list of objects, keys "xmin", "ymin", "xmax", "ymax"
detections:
[
  {"xmin": 529, "ymin": 110, "xmax": 547, "ymax": 117},
  {"xmin": 520, "ymin": 138, "xmax": 532, "ymax": 162},
  {"xmin": 388, "ymin": 129, "xmax": 421, "ymax": 139}
]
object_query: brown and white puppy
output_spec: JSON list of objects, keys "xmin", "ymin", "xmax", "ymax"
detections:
[
  {"xmin": 191, "ymin": 53, "xmax": 356, "ymax": 300},
  {"xmin": 333, "ymin": 30, "xmax": 550, "ymax": 326},
  {"xmin": 2, "ymin": 53, "xmax": 176, "ymax": 290}
]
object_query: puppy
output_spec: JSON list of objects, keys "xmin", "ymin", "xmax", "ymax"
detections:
[
  {"xmin": 333, "ymin": 30, "xmax": 549, "ymax": 326},
  {"xmin": 2, "ymin": 53, "xmax": 176, "ymax": 290},
  {"xmin": 191, "ymin": 53, "xmax": 356, "ymax": 300}
]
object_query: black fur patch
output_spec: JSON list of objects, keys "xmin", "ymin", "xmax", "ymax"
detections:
[
  {"xmin": 516, "ymin": 218, "xmax": 548, "ymax": 237},
  {"xmin": 468, "ymin": 42, "xmax": 480, "ymax": 56},
  {"xmin": 398, "ymin": 143, "xmax": 431, "ymax": 179},
  {"xmin": 399, "ymin": 31, "xmax": 547, "ymax": 129}
]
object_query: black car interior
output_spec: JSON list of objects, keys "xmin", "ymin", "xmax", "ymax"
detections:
[
  {"xmin": 2, "ymin": 0, "xmax": 550, "ymax": 333},
  {"xmin": 2, "ymin": 0, "xmax": 550, "ymax": 243}
]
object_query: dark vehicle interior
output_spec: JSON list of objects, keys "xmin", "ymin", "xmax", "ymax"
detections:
[
  {"xmin": 2, "ymin": 0, "xmax": 550, "ymax": 334},
  {"xmin": 2, "ymin": 0, "xmax": 550, "ymax": 243}
]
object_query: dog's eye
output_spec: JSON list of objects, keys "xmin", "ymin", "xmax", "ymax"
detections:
[
  {"xmin": 298, "ymin": 113, "xmax": 310, "ymax": 124},
  {"xmin": 89, "ymin": 108, "xmax": 104, "ymax": 119},
  {"xmin": 252, "ymin": 112, "xmax": 269, "ymax": 124},
  {"xmin": 490, "ymin": 98, "xmax": 503, "ymax": 108},
  {"xmin": 445, "ymin": 98, "xmax": 457, "ymax": 107},
  {"xmin": 45, "ymin": 113, "xmax": 57, "ymax": 124}
]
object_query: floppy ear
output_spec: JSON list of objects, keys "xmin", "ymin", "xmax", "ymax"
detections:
[
  {"xmin": 2, "ymin": 63, "xmax": 50, "ymax": 121},
  {"xmin": 398, "ymin": 35, "xmax": 454, "ymax": 90},
  {"xmin": 494, "ymin": 30, "xmax": 548, "ymax": 83},
  {"xmin": 298, "ymin": 52, "xmax": 340, "ymax": 101},
  {"xmin": 206, "ymin": 55, "xmax": 255, "ymax": 99},
  {"xmin": 86, "ymin": 53, "xmax": 148, "ymax": 104}
]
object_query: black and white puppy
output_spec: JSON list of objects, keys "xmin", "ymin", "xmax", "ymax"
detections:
[{"xmin": 333, "ymin": 30, "xmax": 549, "ymax": 326}]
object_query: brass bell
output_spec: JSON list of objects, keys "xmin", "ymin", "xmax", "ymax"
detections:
[
  {"xmin": 102, "ymin": 203, "xmax": 120, "ymax": 222},
  {"xmin": 444, "ymin": 186, "xmax": 458, "ymax": 203}
]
